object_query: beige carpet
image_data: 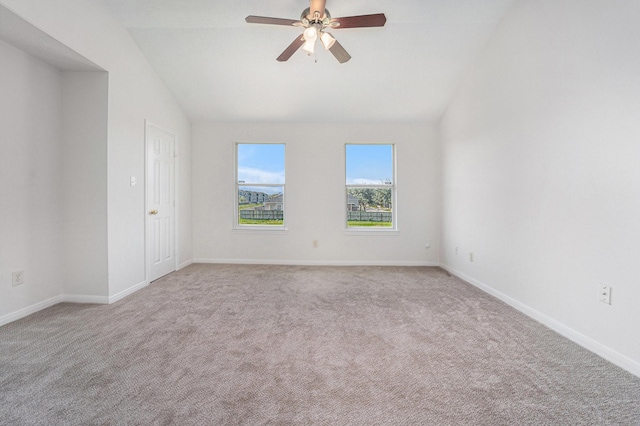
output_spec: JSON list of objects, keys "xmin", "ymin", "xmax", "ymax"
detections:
[{"xmin": 1, "ymin": 264, "xmax": 639, "ymax": 425}]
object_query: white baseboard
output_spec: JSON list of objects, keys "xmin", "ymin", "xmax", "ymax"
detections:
[
  {"xmin": 62, "ymin": 294, "xmax": 110, "ymax": 304},
  {"xmin": 65, "ymin": 280, "xmax": 149, "ymax": 305},
  {"xmin": 178, "ymin": 260, "xmax": 193, "ymax": 270},
  {"xmin": 193, "ymin": 258, "xmax": 438, "ymax": 267},
  {"xmin": 0, "ymin": 280, "xmax": 150, "ymax": 327},
  {"xmin": 441, "ymin": 264, "xmax": 640, "ymax": 379},
  {"xmin": 108, "ymin": 280, "xmax": 148, "ymax": 304},
  {"xmin": 62, "ymin": 280, "xmax": 148, "ymax": 305},
  {"xmin": 0, "ymin": 295, "xmax": 63, "ymax": 327}
]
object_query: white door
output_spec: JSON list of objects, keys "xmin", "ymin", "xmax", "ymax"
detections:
[{"xmin": 146, "ymin": 123, "xmax": 176, "ymax": 282}]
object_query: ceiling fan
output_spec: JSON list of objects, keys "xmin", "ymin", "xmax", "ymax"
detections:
[{"xmin": 245, "ymin": 0, "xmax": 386, "ymax": 63}]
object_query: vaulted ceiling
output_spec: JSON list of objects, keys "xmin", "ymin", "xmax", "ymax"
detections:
[{"xmin": 102, "ymin": 0, "xmax": 517, "ymax": 123}]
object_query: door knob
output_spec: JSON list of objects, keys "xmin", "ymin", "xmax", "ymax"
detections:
[{"xmin": 149, "ymin": 210, "xmax": 158, "ymax": 215}]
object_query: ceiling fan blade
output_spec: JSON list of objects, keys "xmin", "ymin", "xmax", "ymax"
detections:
[
  {"xmin": 277, "ymin": 36, "xmax": 305, "ymax": 62},
  {"xmin": 330, "ymin": 13, "xmax": 387, "ymax": 29},
  {"xmin": 328, "ymin": 39, "xmax": 351, "ymax": 63},
  {"xmin": 245, "ymin": 16, "xmax": 301, "ymax": 26}
]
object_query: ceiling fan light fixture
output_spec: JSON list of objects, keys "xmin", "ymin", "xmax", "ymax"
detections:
[
  {"xmin": 320, "ymin": 31, "xmax": 336, "ymax": 50},
  {"xmin": 303, "ymin": 26, "xmax": 317, "ymax": 42},
  {"xmin": 302, "ymin": 39, "xmax": 315, "ymax": 55},
  {"xmin": 302, "ymin": 26, "xmax": 318, "ymax": 55}
]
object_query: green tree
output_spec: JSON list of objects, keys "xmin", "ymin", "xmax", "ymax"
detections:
[
  {"xmin": 372, "ymin": 188, "xmax": 391, "ymax": 209},
  {"xmin": 350, "ymin": 188, "xmax": 375, "ymax": 211}
]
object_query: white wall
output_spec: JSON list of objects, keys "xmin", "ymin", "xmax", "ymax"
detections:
[
  {"xmin": 193, "ymin": 122, "xmax": 439, "ymax": 265},
  {"xmin": 440, "ymin": 0, "xmax": 640, "ymax": 375},
  {"xmin": 61, "ymin": 72, "xmax": 109, "ymax": 299},
  {"xmin": 0, "ymin": 39, "xmax": 64, "ymax": 320},
  {"xmin": 0, "ymin": 0, "xmax": 192, "ymax": 298}
]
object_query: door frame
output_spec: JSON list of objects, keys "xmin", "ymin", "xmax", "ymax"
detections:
[{"xmin": 144, "ymin": 120, "xmax": 179, "ymax": 283}]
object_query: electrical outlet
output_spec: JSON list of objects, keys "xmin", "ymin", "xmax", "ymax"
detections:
[
  {"xmin": 469, "ymin": 252, "xmax": 474, "ymax": 262},
  {"xmin": 599, "ymin": 285, "xmax": 611, "ymax": 305},
  {"xmin": 12, "ymin": 270, "xmax": 25, "ymax": 287}
]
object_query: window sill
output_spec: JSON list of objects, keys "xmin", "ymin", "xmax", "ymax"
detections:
[
  {"xmin": 232, "ymin": 226, "xmax": 288, "ymax": 234},
  {"xmin": 344, "ymin": 229, "xmax": 399, "ymax": 236}
]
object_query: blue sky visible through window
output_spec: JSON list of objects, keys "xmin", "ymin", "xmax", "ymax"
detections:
[
  {"xmin": 346, "ymin": 144, "xmax": 393, "ymax": 185},
  {"xmin": 237, "ymin": 143, "xmax": 284, "ymax": 195}
]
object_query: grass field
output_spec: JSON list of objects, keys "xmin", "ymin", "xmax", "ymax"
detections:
[
  {"xmin": 347, "ymin": 221, "xmax": 392, "ymax": 227},
  {"xmin": 239, "ymin": 219, "xmax": 284, "ymax": 225}
]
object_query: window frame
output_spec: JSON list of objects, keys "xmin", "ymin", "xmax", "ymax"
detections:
[
  {"xmin": 234, "ymin": 142, "xmax": 287, "ymax": 231},
  {"xmin": 344, "ymin": 143, "xmax": 397, "ymax": 233}
]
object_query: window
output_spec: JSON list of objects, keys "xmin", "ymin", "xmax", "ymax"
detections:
[
  {"xmin": 236, "ymin": 143, "xmax": 285, "ymax": 228},
  {"xmin": 345, "ymin": 144, "xmax": 395, "ymax": 229}
]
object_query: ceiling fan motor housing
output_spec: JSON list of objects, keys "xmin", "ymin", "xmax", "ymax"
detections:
[{"xmin": 301, "ymin": 7, "xmax": 331, "ymax": 27}]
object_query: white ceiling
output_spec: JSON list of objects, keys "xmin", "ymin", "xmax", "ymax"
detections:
[{"xmin": 102, "ymin": 0, "xmax": 517, "ymax": 123}]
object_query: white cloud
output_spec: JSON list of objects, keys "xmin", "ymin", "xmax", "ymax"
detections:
[
  {"xmin": 238, "ymin": 167, "xmax": 284, "ymax": 184},
  {"xmin": 349, "ymin": 178, "xmax": 385, "ymax": 185}
]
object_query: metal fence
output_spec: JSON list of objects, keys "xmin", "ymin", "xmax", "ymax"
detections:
[
  {"xmin": 240, "ymin": 210, "xmax": 390, "ymax": 222},
  {"xmin": 240, "ymin": 210, "xmax": 284, "ymax": 220},
  {"xmin": 347, "ymin": 211, "xmax": 392, "ymax": 222}
]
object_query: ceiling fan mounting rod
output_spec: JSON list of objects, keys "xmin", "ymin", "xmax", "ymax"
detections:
[{"xmin": 309, "ymin": 0, "xmax": 327, "ymax": 20}]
